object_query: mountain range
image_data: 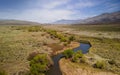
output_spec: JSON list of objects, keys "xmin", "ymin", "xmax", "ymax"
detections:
[
  {"xmin": 0, "ymin": 11, "xmax": 120, "ymax": 25},
  {"xmin": 53, "ymin": 11, "xmax": 120, "ymax": 24},
  {"xmin": 0, "ymin": 20, "xmax": 40, "ymax": 25}
]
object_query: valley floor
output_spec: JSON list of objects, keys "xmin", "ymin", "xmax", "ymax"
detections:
[{"xmin": 0, "ymin": 24, "xmax": 120, "ymax": 75}]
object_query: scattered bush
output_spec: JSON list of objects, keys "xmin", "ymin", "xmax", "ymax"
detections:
[
  {"xmin": 80, "ymin": 56, "xmax": 86, "ymax": 63},
  {"xmin": 27, "ymin": 52, "xmax": 40, "ymax": 61},
  {"xmin": 72, "ymin": 51, "xmax": 83, "ymax": 62},
  {"xmin": 63, "ymin": 42, "xmax": 68, "ymax": 46},
  {"xmin": 75, "ymin": 50, "xmax": 83, "ymax": 58},
  {"xmin": 45, "ymin": 29, "xmax": 75, "ymax": 43},
  {"xmin": 60, "ymin": 37, "xmax": 68, "ymax": 42},
  {"xmin": 63, "ymin": 49, "xmax": 74, "ymax": 59},
  {"xmin": 11, "ymin": 26, "xmax": 43, "ymax": 32},
  {"xmin": 29, "ymin": 54, "xmax": 52, "ymax": 75},
  {"xmin": 0, "ymin": 71, "xmax": 7, "ymax": 75},
  {"xmin": 108, "ymin": 59, "xmax": 116, "ymax": 65},
  {"xmin": 47, "ymin": 30, "xmax": 57, "ymax": 37},
  {"xmin": 94, "ymin": 61, "xmax": 106, "ymax": 69},
  {"xmin": 69, "ymin": 35, "xmax": 75, "ymax": 41},
  {"xmin": 72, "ymin": 55, "xmax": 79, "ymax": 63}
]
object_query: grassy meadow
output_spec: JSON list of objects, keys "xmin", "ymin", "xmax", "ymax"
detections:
[
  {"xmin": 0, "ymin": 25, "xmax": 60, "ymax": 75},
  {"xmin": 0, "ymin": 25, "xmax": 78, "ymax": 75},
  {"xmin": 44, "ymin": 24, "xmax": 120, "ymax": 39}
]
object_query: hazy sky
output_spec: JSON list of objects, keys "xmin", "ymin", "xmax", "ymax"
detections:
[{"xmin": 0, "ymin": 0, "xmax": 120, "ymax": 23}]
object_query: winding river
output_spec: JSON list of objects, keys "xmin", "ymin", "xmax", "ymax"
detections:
[{"xmin": 46, "ymin": 43, "xmax": 91, "ymax": 75}]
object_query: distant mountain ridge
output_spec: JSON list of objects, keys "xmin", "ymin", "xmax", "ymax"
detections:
[
  {"xmin": 0, "ymin": 11, "xmax": 120, "ymax": 25},
  {"xmin": 0, "ymin": 20, "xmax": 40, "ymax": 25},
  {"xmin": 54, "ymin": 11, "xmax": 120, "ymax": 24},
  {"xmin": 53, "ymin": 19, "xmax": 81, "ymax": 24}
]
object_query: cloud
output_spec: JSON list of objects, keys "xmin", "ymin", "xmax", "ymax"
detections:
[
  {"xmin": 0, "ymin": 0, "xmax": 101, "ymax": 23},
  {"xmin": 0, "ymin": 0, "xmax": 74, "ymax": 23},
  {"xmin": 19, "ymin": 9, "xmax": 73, "ymax": 22},
  {"xmin": 4, "ymin": 9, "xmax": 75, "ymax": 23},
  {"xmin": 66, "ymin": 0, "xmax": 96, "ymax": 10},
  {"xmin": 105, "ymin": 1, "xmax": 120, "ymax": 12},
  {"xmin": 27, "ymin": 0, "xmax": 70, "ymax": 9},
  {"xmin": 41, "ymin": 0, "xmax": 70, "ymax": 9}
]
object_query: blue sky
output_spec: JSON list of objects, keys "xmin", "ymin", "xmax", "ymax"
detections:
[{"xmin": 0, "ymin": 0, "xmax": 120, "ymax": 23}]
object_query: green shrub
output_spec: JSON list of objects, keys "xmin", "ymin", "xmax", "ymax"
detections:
[
  {"xmin": 69, "ymin": 35, "xmax": 75, "ymax": 41},
  {"xmin": 29, "ymin": 54, "xmax": 50, "ymax": 75},
  {"xmin": 72, "ymin": 55, "xmax": 79, "ymax": 62},
  {"xmin": 80, "ymin": 56, "xmax": 86, "ymax": 63},
  {"xmin": 27, "ymin": 52, "xmax": 40, "ymax": 61},
  {"xmin": 0, "ymin": 71, "xmax": 7, "ymax": 75},
  {"xmin": 94, "ymin": 61, "xmax": 106, "ymax": 69},
  {"xmin": 63, "ymin": 49, "xmax": 74, "ymax": 58},
  {"xmin": 108, "ymin": 59, "xmax": 116, "ymax": 65},
  {"xmin": 60, "ymin": 37, "xmax": 68, "ymax": 42},
  {"xmin": 47, "ymin": 30, "xmax": 57, "ymax": 37},
  {"xmin": 72, "ymin": 51, "xmax": 83, "ymax": 62},
  {"xmin": 63, "ymin": 42, "xmax": 68, "ymax": 46},
  {"xmin": 45, "ymin": 29, "xmax": 75, "ymax": 43},
  {"xmin": 56, "ymin": 34, "xmax": 64, "ymax": 39},
  {"xmin": 75, "ymin": 51, "xmax": 83, "ymax": 58}
]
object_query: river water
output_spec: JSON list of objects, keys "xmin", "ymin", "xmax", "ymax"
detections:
[{"xmin": 46, "ymin": 43, "xmax": 91, "ymax": 75}]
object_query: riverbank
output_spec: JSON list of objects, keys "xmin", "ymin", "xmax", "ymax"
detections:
[
  {"xmin": 58, "ymin": 36, "xmax": 120, "ymax": 75},
  {"xmin": 45, "ymin": 42, "xmax": 80, "ymax": 75},
  {"xmin": 44, "ymin": 25, "xmax": 120, "ymax": 75},
  {"xmin": 54, "ymin": 42, "xmax": 80, "ymax": 55},
  {"xmin": 59, "ymin": 58, "xmax": 117, "ymax": 75}
]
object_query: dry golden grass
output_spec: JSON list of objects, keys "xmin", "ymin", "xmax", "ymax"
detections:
[{"xmin": 0, "ymin": 25, "xmax": 60, "ymax": 75}]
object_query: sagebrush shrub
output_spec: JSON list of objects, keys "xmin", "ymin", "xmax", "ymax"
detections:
[
  {"xmin": 94, "ymin": 61, "xmax": 106, "ymax": 69},
  {"xmin": 63, "ymin": 49, "xmax": 74, "ymax": 58},
  {"xmin": 29, "ymin": 54, "xmax": 51, "ymax": 75}
]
